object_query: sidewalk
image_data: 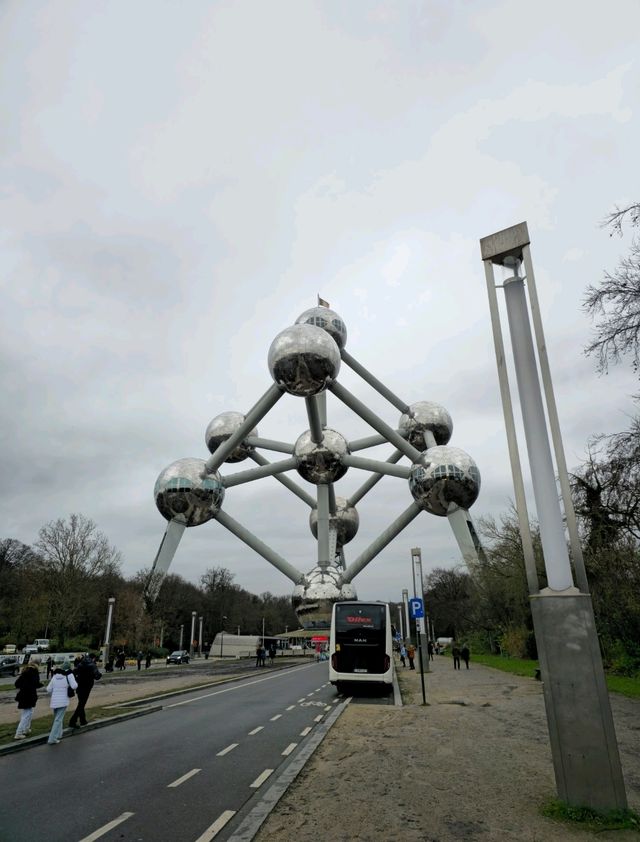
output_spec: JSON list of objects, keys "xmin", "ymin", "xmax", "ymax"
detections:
[{"xmin": 254, "ymin": 656, "xmax": 640, "ymax": 842}]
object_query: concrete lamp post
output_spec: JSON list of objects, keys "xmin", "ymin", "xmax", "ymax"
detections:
[
  {"xmin": 102, "ymin": 597, "xmax": 116, "ymax": 665},
  {"xmin": 190, "ymin": 611, "xmax": 197, "ymax": 658},
  {"xmin": 480, "ymin": 221, "xmax": 626, "ymax": 811}
]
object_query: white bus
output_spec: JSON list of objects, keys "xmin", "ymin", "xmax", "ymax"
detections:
[{"xmin": 329, "ymin": 601, "xmax": 393, "ymax": 693}]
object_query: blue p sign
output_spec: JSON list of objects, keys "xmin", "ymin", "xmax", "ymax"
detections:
[{"xmin": 409, "ymin": 598, "xmax": 424, "ymax": 619}]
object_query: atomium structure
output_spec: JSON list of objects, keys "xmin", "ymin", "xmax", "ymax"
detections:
[{"xmin": 146, "ymin": 303, "xmax": 483, "ymax": 629}]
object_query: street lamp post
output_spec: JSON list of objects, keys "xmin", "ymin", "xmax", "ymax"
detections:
[
  {"xmin": 198, "ymin": 616, "xmax": 203, "ymax": 657},
  {"xmin": 481, "ymin": 221, "xmax": 626, "ymax": 810},
  {"xmin": 179, "ymin": 624, "xmax": 184, "ymax": 651},
  {"xmin": 190, "ymin": 611, "xmax": 197, "ymax": 658},
  {"xmin": 220, "ymin": 616, "xmax": 227, "ymax": 657},
  {"xmin": 103, "ymin": 597, "xmax": 116, "ymax": 665}
]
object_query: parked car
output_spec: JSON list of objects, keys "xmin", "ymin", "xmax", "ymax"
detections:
[
  {"xmin": 166, "ymin": 650, "xmax": 190, "ymax": 665},
  {"xmin": 0, "ymin": 656, "xmax": 20, "ymax": 677},
  {"xmin": 24, "ymin": 644, "xmax": 39, "ymax": 654},
  {"xmin": 2, "ymin": 644, "xmax": 17, "ymax": 655}
]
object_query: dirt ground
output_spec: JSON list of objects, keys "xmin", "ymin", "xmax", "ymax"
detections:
[{"xmin": 255, "ymin": 656, "xmax": 640, "ymax": 842}]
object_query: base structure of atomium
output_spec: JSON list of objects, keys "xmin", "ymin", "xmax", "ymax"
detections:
[{"xmin": 146, "ymin": 303, "xmax": 483, "ymax": 629}]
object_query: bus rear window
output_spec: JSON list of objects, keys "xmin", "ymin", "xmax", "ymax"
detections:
[{"xmin": 335, "ymin": 604, "xmax": 385, "ymax": 633}]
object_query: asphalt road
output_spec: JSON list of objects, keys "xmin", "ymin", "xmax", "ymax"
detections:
[{"xmin": 0, "ymin": 661, "xmax": 341, "ymax": 842}]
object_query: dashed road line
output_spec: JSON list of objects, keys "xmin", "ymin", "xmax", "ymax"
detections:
[
  {"xmin": 282, "ymin": 742, "xmax": 298, "ymax": 756},
  {"xmin": 270, "ymin": 714, "xmax": 282, "ymax": 721},
  {"xmin": 297, "ymin": 697, "xmax": 305, "ymax": 703},
  {"xmin": 285, "ymin": 705, "xmax": 295, "ymax": 711},
  {"xmin": 314, "ymin": 714, "xmax": 323, "ymax": 722},
  {"xmin": 194, "ymin": 810, "xmax": 236, "ymax": 841},
  {"xmin": 248, "ymin": 726, "xmax": 263, "ymax": 735},
  {"xmin": 324, "ymin": 705, "xmax": 332, "ymax": 711},
  {"xmin": 168, "ymin": 768, "xmax": 201, "ymax": 788},
  {"xmin": 216, "ymin": 743, "xmax": 238, "ymax": 756},
  {"xmin": 250, "ymin": 768, "xmax": 274, "ymax": 788},
  {"xmin": 78, "ymin": 812, "xmax": 134, "ymax": 842},
  {"xmin": 300, "ymin": 726, "xmax": 312, "ymax": 736}
]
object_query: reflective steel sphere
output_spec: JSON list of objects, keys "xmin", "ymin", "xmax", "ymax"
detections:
[
  {"xmin": 399, "ymin": 401, "xmax": 453, "ymax": 449},
  {"xmin": 268, "ymin": 324, "xmax": 341, "ymax": 397},
  {"xmin": 154, "ymin": 458, "xmax": 225, "ymax": 526},
  {"xmin": 294, "ymin": 428, "xmax": 349, "ymax": 484},
  {"xmin": 309, "ymin": 496, "xmax": 359, "ymax": 545},
  {"xmin": 409, "ymin": 446, "xmax": 480, "ymax": 516},
  {"xmin": 205, "ymin": 411, "xmax": 257, "ymax": 463},
  {"xmin": 292, "ymin": 566, "xmax": 358, "ymax": 629},
  {"xmin": 295, "ymin": 306, "xmax": 347, "ymax": 350}
]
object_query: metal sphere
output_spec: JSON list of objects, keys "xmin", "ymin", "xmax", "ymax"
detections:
[
  {"xmin": 295, "ymin": 306, "xmax": 347, "ymax": 350},
  {"xmin": 294, "ymin": 428, "xmax": 349, "ymax": 485},
  {"xmin": 268, "ymin": 324, "xmax": 341, "ymax": 397},
  {"xmin": 399, "ymin": 401, "xmax": 453, "ymax": 449},
  {"xmin": 154, "ymin": 458, "xmax": 224, "ymax": 526},
  {"xmin": 292, "ymin": 567, "xmax": 358, "ymax": 629},
  {"xmin": 409, "ymin": 446, "xmax": 480, "ymax": 516},
  {"xmin": 205, "ymin": 411, "xmax": 257, "ymax": 463},
  {"xmin": 309, "ymin": 496, "xmax": 359, "ymax": 545}
]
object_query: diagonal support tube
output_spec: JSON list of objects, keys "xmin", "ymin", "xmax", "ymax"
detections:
[
  {"xmin": 317, "ymin": 484, "xmax": 331, "ymax": 570},
  {"xmin": 348, "ymin": 449, "xmax": 404, "ymax": 507},
  {"xmin": 340, "ymin": 348, "xmax": 410, "ymax": 414},
  {"xmin": 342, "ymin": 501, "xmax": 422, "ymax": 583},
  {"xmin": 447, "ymin": 508, "xmax": 486, "ymax": 566},
  {"xmin": 329, "ymin": 381, "xmax": 422, "ymax": 463},
  {"xmin": 143, "ymin": 519, "xmax": 186, "ymax": 603},
  {"xmin": 245, "ymin": 436, "xmax": 294, "ymax": 455},
  {"xmin": 222, "ymin": 457, "xmax": 298, "ymax": 488},
  {"xmin": 342, "ymin": 453, "xmax": 411, "ymax": 479},
  {"xmin": 215, "ymin": 509, "xmax": 304, "ymax": 584},
  {"xmin": 348, "ymin": 433, "xmax": 389, "ymax": 452},
  {"xmin": 249, "ymin": 452, "xmax": 316, "ymax": 507},
  {"xmin": 204, "ymin": 383, "xmax": 284, "ymax": 474}
]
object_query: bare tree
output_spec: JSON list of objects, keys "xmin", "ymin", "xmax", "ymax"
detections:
[
  {"xmin": 35, "ymin": 514, "xmax": 121, "ymax": 647},
  {"xmin": 584, "ymin": 202, "xmax": 640, "ymax": 373}
]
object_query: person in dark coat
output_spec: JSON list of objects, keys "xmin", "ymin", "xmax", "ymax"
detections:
[
  {"xmin": 69, "ymin": 654, "xmax": 101, "ymax": 728},
  {"xmin": 45, "ymin": 656, "xmax": 53, "ymax": 680},
  {"xmin": 14, "ymin": 662, "xmax": 43, "ymax": 740},
  {"xmin": 461, "ymin": 644, "xmax": 470, "ymax": 669},
  {"xmin": 145, "ymin": 652, "xmax": 152, "ymax": 669},
  {"xmin": 116, "ymin": 650, "xmax": 126, "ymax": 670},
  {"xmin": 452, "ymin": 643, "xmax": 461, "ymax": 670}
]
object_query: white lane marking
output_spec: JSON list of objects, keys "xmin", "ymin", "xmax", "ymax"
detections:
[
  {"xmin": 306, "ymin": 691, "xmax": 315, "ymax": 696},
  {"xmin": 78, "ymin": 812, "xmax": 134, "ymax": 842},
  {"xmin": 167, "ymin": 663, "xmax": 315, "ymax": 708},
  {"xmin": 248, "ymin": 726, "xmax": 263, "ymax": 735},
  {"xmin": 297, "ymin": 697, "xmax": 305, "ymax": 703},
  {"xmin": 168, "ymin": 768, "xmax": 201, "ymax": 788},
  {"xmin": 282, "ymin": 742, "xmax": 298, "ymax": 756},
  {"xmin": 314, "ymin": 714, "xmax": 323, "ymax": 722},
  {"xmin": 194, "ymin": 810, "xmax": 236, "ymax": 841},
  {"xmin": 270, "ymin": 714, "xmax": 282, "ymax": 721},
  {"xmin": 285, "ymin": 705, "xmax": 295, "ymax": 711},
  {"xmin": 216, "ymin": 743, "xmax": 238, "ymax": 756},
  {"xmin": 332, "ymin": 699, "xmax": 339, "ymax": 704},
  {"xmin": 250, "ymin": 768, "xmax": 274, "ymax": 788},
  {"xmin": 300, "ymin": 726, "xmax": 312, "ymax": 736},
  {"xmin": 324, "ymin": 705, "xmax": 332, "ymax": 711}
]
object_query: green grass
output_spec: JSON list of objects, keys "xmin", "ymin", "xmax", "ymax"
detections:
[
  {"xmin": 462, "ymin": 653, "xmax": 640, "ymax": 698},
  {"xmin": 542, "ymin": 798, "xmax": 640, "ymax": 831}
]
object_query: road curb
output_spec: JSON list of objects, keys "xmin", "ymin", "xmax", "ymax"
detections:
[
  {"xmin": 0, "ymin": 704, "xmax": 163, "ymax": 756},
  {"xmin": 226, "ymin": 698, "xmax": 350, "ymax": 842}
]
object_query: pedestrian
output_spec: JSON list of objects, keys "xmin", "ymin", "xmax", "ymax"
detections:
[
  {"xmin": 145, "ymin": 652, "xmax": 152, "ymax": 669},
  {"xmin": 268, "ymin": 643, "xmax": 277, "ymax": 665},
  {"xmin": 452, "ymin": 642, "xmax": 461, "ymax": 670},
  {"xmin": 136, "ymin": 650, "xmax": 143, "ymax": 671},
  {"xmin": 427, "ymin": 640, "xmax": 434, "ymax": 661},
  {"xmin": 255, "ymin": 644, "xmax": 263, "ymax": 668},
  {"xmin": 69, "ymin": 653, "xmax": 101, "ymax": 729},
  {"xmin": 106, "ymin": 654, "xmax": 115, "ymax": 672},
  {"xmin": 45, "ymin": 656, "xmax": 53, "ymax": 680},
  {"xmin": 116, "ymin": 650, "xmax": 126, "ymax": 670},
  {"xmin": 46, "ymin": 661, "xmax": 77, "ymax": 744},
  {"xmin": 461, "ymin": 644, "xmax": 470, "ymax": 669},
  {"xmin": 14, "ymin": 661, "xmax": 43, "ymax": 740},
  {"xmin": 399, "ymin": 644, "xmax": 407, "ymax": 668},
  {"xmin": 407, "ymin": 643, "xmax": 416, "ymax": 670}
]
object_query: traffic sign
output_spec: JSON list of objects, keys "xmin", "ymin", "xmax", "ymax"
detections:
[{"xmin": 409, "ymin": 597, "xmax": 424, "ymax": 619}]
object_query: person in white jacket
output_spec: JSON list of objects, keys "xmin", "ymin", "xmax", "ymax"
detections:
[{"xmin": 46, "ymin": 661, "xmax": 78, "ymax": 744}]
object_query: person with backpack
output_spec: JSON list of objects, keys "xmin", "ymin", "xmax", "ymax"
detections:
[
  {"xmin": 69, "ymin": 653, "xmax": 101, "ymax": 729},
  {"xmin": 46, "ymin": 661, "xmax": 77, "ymax": 744},
  {"xmin": 406, "ymin": 643, "xmax": 416, "ymax": 670}
]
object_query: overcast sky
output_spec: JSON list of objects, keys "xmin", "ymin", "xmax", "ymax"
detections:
[{"xmin": 2, "ymin": 1, "xmax": 639, "ymax": 610}]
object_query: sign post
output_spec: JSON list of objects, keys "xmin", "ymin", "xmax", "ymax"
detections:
[
  {"xmin": 409, "ymin": 594, "xmax": 427, "ymax": 705},
  {"xmin": 411, "ymin": 548, "xmax": 430, "ymax": 675}
]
